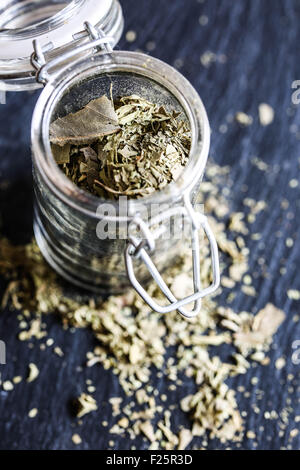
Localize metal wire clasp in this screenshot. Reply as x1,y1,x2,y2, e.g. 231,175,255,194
124,193,220,318
30,22,114,85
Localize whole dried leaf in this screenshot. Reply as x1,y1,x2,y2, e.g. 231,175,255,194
50,96,120,146
234,303,285,347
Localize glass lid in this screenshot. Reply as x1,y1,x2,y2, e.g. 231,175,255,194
0,0,123,91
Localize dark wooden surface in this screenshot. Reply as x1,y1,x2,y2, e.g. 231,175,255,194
0,0,299,450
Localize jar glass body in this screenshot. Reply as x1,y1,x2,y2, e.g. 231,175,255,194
31,51,210,293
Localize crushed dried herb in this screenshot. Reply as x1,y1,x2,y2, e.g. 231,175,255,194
50,95,191,199
0,161,288,449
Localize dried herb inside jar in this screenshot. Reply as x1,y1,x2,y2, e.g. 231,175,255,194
50,94,191,199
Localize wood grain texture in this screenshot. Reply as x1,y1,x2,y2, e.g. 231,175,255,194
0,0,299,450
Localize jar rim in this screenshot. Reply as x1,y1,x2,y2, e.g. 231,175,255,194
31,50,210,220
0,0,84,37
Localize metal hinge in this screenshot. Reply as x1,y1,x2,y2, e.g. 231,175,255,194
30,21,114,85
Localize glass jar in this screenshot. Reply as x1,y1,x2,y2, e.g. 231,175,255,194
0,1,220,317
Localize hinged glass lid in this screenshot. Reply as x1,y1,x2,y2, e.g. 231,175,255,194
0,0,123,91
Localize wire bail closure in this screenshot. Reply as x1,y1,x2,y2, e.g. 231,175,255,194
31,22,114,85
125,193,220,318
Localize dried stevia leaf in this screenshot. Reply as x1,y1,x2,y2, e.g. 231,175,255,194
177,429,193,450
139,421,156,443
49,96,120,146
234,303,285,349
27,363,39,383
80,147,99,188
51,143,71,164
75,393,98,418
